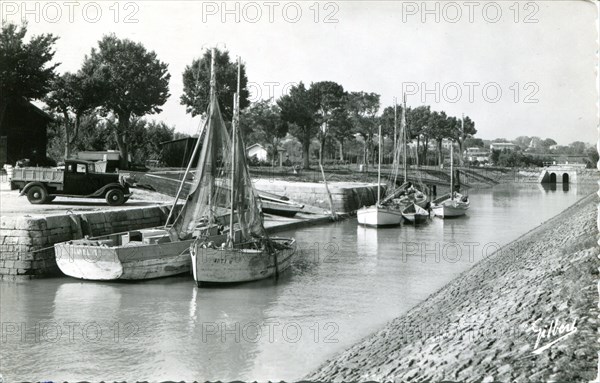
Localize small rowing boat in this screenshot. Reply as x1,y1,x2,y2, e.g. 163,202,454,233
402,203,429,224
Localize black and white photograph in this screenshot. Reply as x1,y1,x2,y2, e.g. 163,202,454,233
0,1,598,381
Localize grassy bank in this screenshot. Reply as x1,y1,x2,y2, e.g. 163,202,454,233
307,192,598,382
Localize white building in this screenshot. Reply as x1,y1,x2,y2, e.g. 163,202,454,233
490,142,517,152
246,143,268,161
246,143,288,165
464,147,489,162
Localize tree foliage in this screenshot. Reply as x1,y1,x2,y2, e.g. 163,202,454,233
277,82,318,169
240,100,289,160
0,23,59,102
347,91,380,166
181,48,249,121
81,34,171,168
309,81,346,161
44,71,106,158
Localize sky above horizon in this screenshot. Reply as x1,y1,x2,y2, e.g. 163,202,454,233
3,0,598,145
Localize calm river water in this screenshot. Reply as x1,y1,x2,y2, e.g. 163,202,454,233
0,183,594,381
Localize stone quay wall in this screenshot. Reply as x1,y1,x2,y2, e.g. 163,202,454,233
0,205,174,280
252,180,383,213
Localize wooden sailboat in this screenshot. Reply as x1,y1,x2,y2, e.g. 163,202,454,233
190,56,296,285
54,51,229,281
431,120,469,218
378,95,428,210
357,123,403,226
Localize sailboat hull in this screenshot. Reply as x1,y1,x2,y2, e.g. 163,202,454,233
191,238,296,284
357,206,403,226
432,200,469,218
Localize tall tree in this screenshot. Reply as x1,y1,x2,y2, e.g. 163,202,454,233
513,136,531,150
463,137,485,148
347,91,380,169
541,138,557,151
44,71,105,159
82,34,171,169
0,23,59,127
181,48,249,121
329,107,354,161
428,111,452,168
453,115,476,165
277,82,318,169
308,81,346,162
406,105,431,165
240,100,289,162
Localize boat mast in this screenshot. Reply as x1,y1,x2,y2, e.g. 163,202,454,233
450,138,454,200
228,57,241,247
377,123,382,205
402,93,408,184
393,97,398,187
208,48,216,223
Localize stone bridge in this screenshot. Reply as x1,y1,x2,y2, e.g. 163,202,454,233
538,165,582,184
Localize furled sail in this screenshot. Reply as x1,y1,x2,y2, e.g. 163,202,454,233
172,95,233,239
171,80,265,242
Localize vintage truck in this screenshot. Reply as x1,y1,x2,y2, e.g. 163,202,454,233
10,159,131,205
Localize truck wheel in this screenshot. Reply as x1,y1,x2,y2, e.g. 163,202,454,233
27,186,48,204
106,188,125,206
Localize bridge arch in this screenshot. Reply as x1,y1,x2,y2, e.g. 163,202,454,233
562,173,569,183
549,173,556,183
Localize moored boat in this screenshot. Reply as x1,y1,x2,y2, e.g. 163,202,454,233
192,237,296,283
55,226,222,280
431,122,471,219
53,54,231,281
402,202,430,224
431,193,469,218
378,95,429,213
190,53,296,286
357,205,403,226
357,113,402,227
260,193,304,217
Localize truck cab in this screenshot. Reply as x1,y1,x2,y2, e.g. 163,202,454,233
10,159,131,205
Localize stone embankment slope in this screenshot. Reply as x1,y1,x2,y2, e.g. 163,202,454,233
307,193,598,382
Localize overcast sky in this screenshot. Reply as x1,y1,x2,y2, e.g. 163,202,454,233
5,0,598,144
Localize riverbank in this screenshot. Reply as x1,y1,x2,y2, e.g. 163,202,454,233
307,192,598,382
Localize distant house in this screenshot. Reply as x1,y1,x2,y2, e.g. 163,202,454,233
0,98,53,166
490,142,517,152
247,143,268,162
246,143,287,165
464,147,489,162
159,137,199,168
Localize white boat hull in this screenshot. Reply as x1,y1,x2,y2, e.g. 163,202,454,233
54,227,226,280
357,206,403,226
55,238,196,280
432,201,469,218
191,237,296,284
